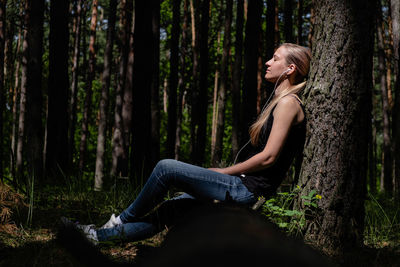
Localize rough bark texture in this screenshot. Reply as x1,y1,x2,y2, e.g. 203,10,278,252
69,0,83,167
175,0,190,160
166,0,181,159
94,0,117,191
376,2,392,195
25,0,45,181
46,0,70,177
390,0,400,199
191,0,210,165
241,0,262,144
212,0,232,166
79,0,98,172
297,0,375,257
110,0,132,178
231,0,244,161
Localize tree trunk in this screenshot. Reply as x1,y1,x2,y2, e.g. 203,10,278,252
10,28,22,184
297,0,376,257
25,0,45,181
241,0,262,144
110,0,132,178
390,0,400,199
131,0,156,182
94,0,117,191
175,0,190,160
166,0,181,158
16,1,30,182
211,32,221,163
46,0,70,178
212,0,232,166
0,0,5,182
284,0,293,43
79,0,98,172
189,0,200,163
150,1,160,167
231,0,244,161
376,1,392,195
69,0,83,167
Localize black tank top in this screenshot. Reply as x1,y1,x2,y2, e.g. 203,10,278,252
239,96,306,197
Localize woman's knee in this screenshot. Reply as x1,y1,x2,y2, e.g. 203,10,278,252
153,159,178,175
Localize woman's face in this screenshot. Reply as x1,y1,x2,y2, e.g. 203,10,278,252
264,46,290,83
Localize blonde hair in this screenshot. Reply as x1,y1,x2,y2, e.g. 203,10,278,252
249,43,311,145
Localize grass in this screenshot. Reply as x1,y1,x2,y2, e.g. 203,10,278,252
1,179,400,266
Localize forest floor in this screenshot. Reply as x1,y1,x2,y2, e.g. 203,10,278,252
1,183,400,266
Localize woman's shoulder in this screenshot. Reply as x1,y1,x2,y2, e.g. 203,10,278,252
276,94,303,109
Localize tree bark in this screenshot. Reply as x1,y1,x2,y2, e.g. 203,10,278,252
212,0,232,166
175,0,190,160
94,0,117,191
110,0,133,178
390,0,400,199
231,0,244,161
284,0,293,43
10,28,22,184
150,1,160,167
131,0,156,182
166,0,181,158
25,0,45,181
46,0,70,178
79,0,98,172
376,1,392,195
241,0,262,145
297,0,376,256
69,0,83,167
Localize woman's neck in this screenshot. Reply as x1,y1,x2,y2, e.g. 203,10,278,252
275,79,292,95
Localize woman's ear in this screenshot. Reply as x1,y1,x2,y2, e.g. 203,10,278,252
287,64,296,75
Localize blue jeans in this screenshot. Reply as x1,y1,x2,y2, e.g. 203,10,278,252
96,159,256,242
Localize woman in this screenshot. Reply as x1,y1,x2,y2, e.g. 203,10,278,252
65,43,311,243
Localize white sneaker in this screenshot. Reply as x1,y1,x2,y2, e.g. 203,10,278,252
76,223,98,244
101,213,122,229
60,217,98,245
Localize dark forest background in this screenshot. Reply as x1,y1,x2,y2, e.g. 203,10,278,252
0,0,400,264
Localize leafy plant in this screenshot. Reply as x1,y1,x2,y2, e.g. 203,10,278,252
261,186,321,236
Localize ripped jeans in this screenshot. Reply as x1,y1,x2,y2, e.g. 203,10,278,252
96,159,256,242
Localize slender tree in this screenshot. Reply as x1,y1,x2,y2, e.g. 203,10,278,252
212,0,232,166
241,0,263,145
46,0,70,178
391,0,400,199
376,1,392,195
131,0,156,181
110,0,133,178
175,0,190,159
297,0,376,256
69,0,83,167
79,0,98,171
25,0,45,181
231,0,244,160
150,0,160,167
166,0,181,158
94,0,117,191
284,0,293,43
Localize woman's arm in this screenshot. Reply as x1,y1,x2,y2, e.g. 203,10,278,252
210,96,303,175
